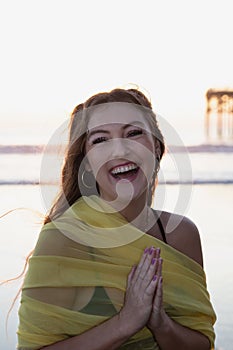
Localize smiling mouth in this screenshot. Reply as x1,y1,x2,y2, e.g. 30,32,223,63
110,163,139,179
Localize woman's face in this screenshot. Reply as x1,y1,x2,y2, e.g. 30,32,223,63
84,102,160,204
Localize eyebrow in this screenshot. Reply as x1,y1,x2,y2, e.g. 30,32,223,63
87,121,145,140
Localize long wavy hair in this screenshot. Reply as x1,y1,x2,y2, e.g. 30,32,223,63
44,88,165,224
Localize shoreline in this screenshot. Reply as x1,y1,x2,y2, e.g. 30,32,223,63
1,143,233,154
1,180,233,185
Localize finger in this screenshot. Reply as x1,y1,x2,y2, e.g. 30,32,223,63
136,247,157,282
156,257,163,277
152,276,163,311
127,265,137,285
145,273,159,297
150,249,161,275
142,255,160,289
132,246,154,282
154,247,161,260
132,248,148,276
153,256,163,277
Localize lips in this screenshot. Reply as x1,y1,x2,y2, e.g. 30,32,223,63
109,162,139,179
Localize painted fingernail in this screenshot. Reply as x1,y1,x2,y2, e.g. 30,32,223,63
144,247,149,254
156,247,161,254
149,246,154,255
153,275,157,281
151,258,156,265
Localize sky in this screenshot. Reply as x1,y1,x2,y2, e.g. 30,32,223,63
0,0,233,145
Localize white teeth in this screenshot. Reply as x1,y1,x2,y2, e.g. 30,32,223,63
111,163,138,175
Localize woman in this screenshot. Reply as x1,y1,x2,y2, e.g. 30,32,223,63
17,88,216,349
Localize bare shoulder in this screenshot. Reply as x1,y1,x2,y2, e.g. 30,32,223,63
159,211,204,267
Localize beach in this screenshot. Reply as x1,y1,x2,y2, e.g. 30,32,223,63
1,0,233,347
0,150,233,349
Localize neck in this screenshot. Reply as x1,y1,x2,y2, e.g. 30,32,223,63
103,191,153,231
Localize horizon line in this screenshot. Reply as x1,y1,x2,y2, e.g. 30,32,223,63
1,143,233,154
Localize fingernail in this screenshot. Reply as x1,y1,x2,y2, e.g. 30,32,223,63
153,275,157,281
144,247,149,254
151,258,156,265
149,246,154,255
156,247,161,254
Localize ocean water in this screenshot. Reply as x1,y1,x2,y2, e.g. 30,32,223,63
1,151,233,185
0,151,233,349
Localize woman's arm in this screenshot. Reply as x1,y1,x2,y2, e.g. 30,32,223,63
39,247,158,350
148,278,211,350
147,221,211,350
40,311,135,350
155,312,210,350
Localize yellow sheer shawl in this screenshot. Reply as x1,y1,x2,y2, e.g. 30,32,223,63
17,195,216,349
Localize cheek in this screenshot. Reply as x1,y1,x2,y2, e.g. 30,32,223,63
85,148,109,177
137,140,156,176
137,138,155,159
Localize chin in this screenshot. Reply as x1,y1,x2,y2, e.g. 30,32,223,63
102,188,147,206
98,174,148,202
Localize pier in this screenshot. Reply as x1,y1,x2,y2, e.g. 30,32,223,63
205,89,233,141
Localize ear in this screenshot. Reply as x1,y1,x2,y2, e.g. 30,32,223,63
155,139,161,160
85,161,92,172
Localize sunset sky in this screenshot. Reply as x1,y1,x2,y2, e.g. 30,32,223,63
0,0,232,144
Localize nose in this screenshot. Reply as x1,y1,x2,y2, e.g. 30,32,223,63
110,138,130,158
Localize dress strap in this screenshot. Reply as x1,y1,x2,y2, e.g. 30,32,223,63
152,210,168,244
157,217,168,244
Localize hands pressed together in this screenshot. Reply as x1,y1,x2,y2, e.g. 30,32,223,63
120,247,165,333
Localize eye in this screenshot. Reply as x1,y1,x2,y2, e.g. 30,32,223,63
92,136,108,145
127,129,143,137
